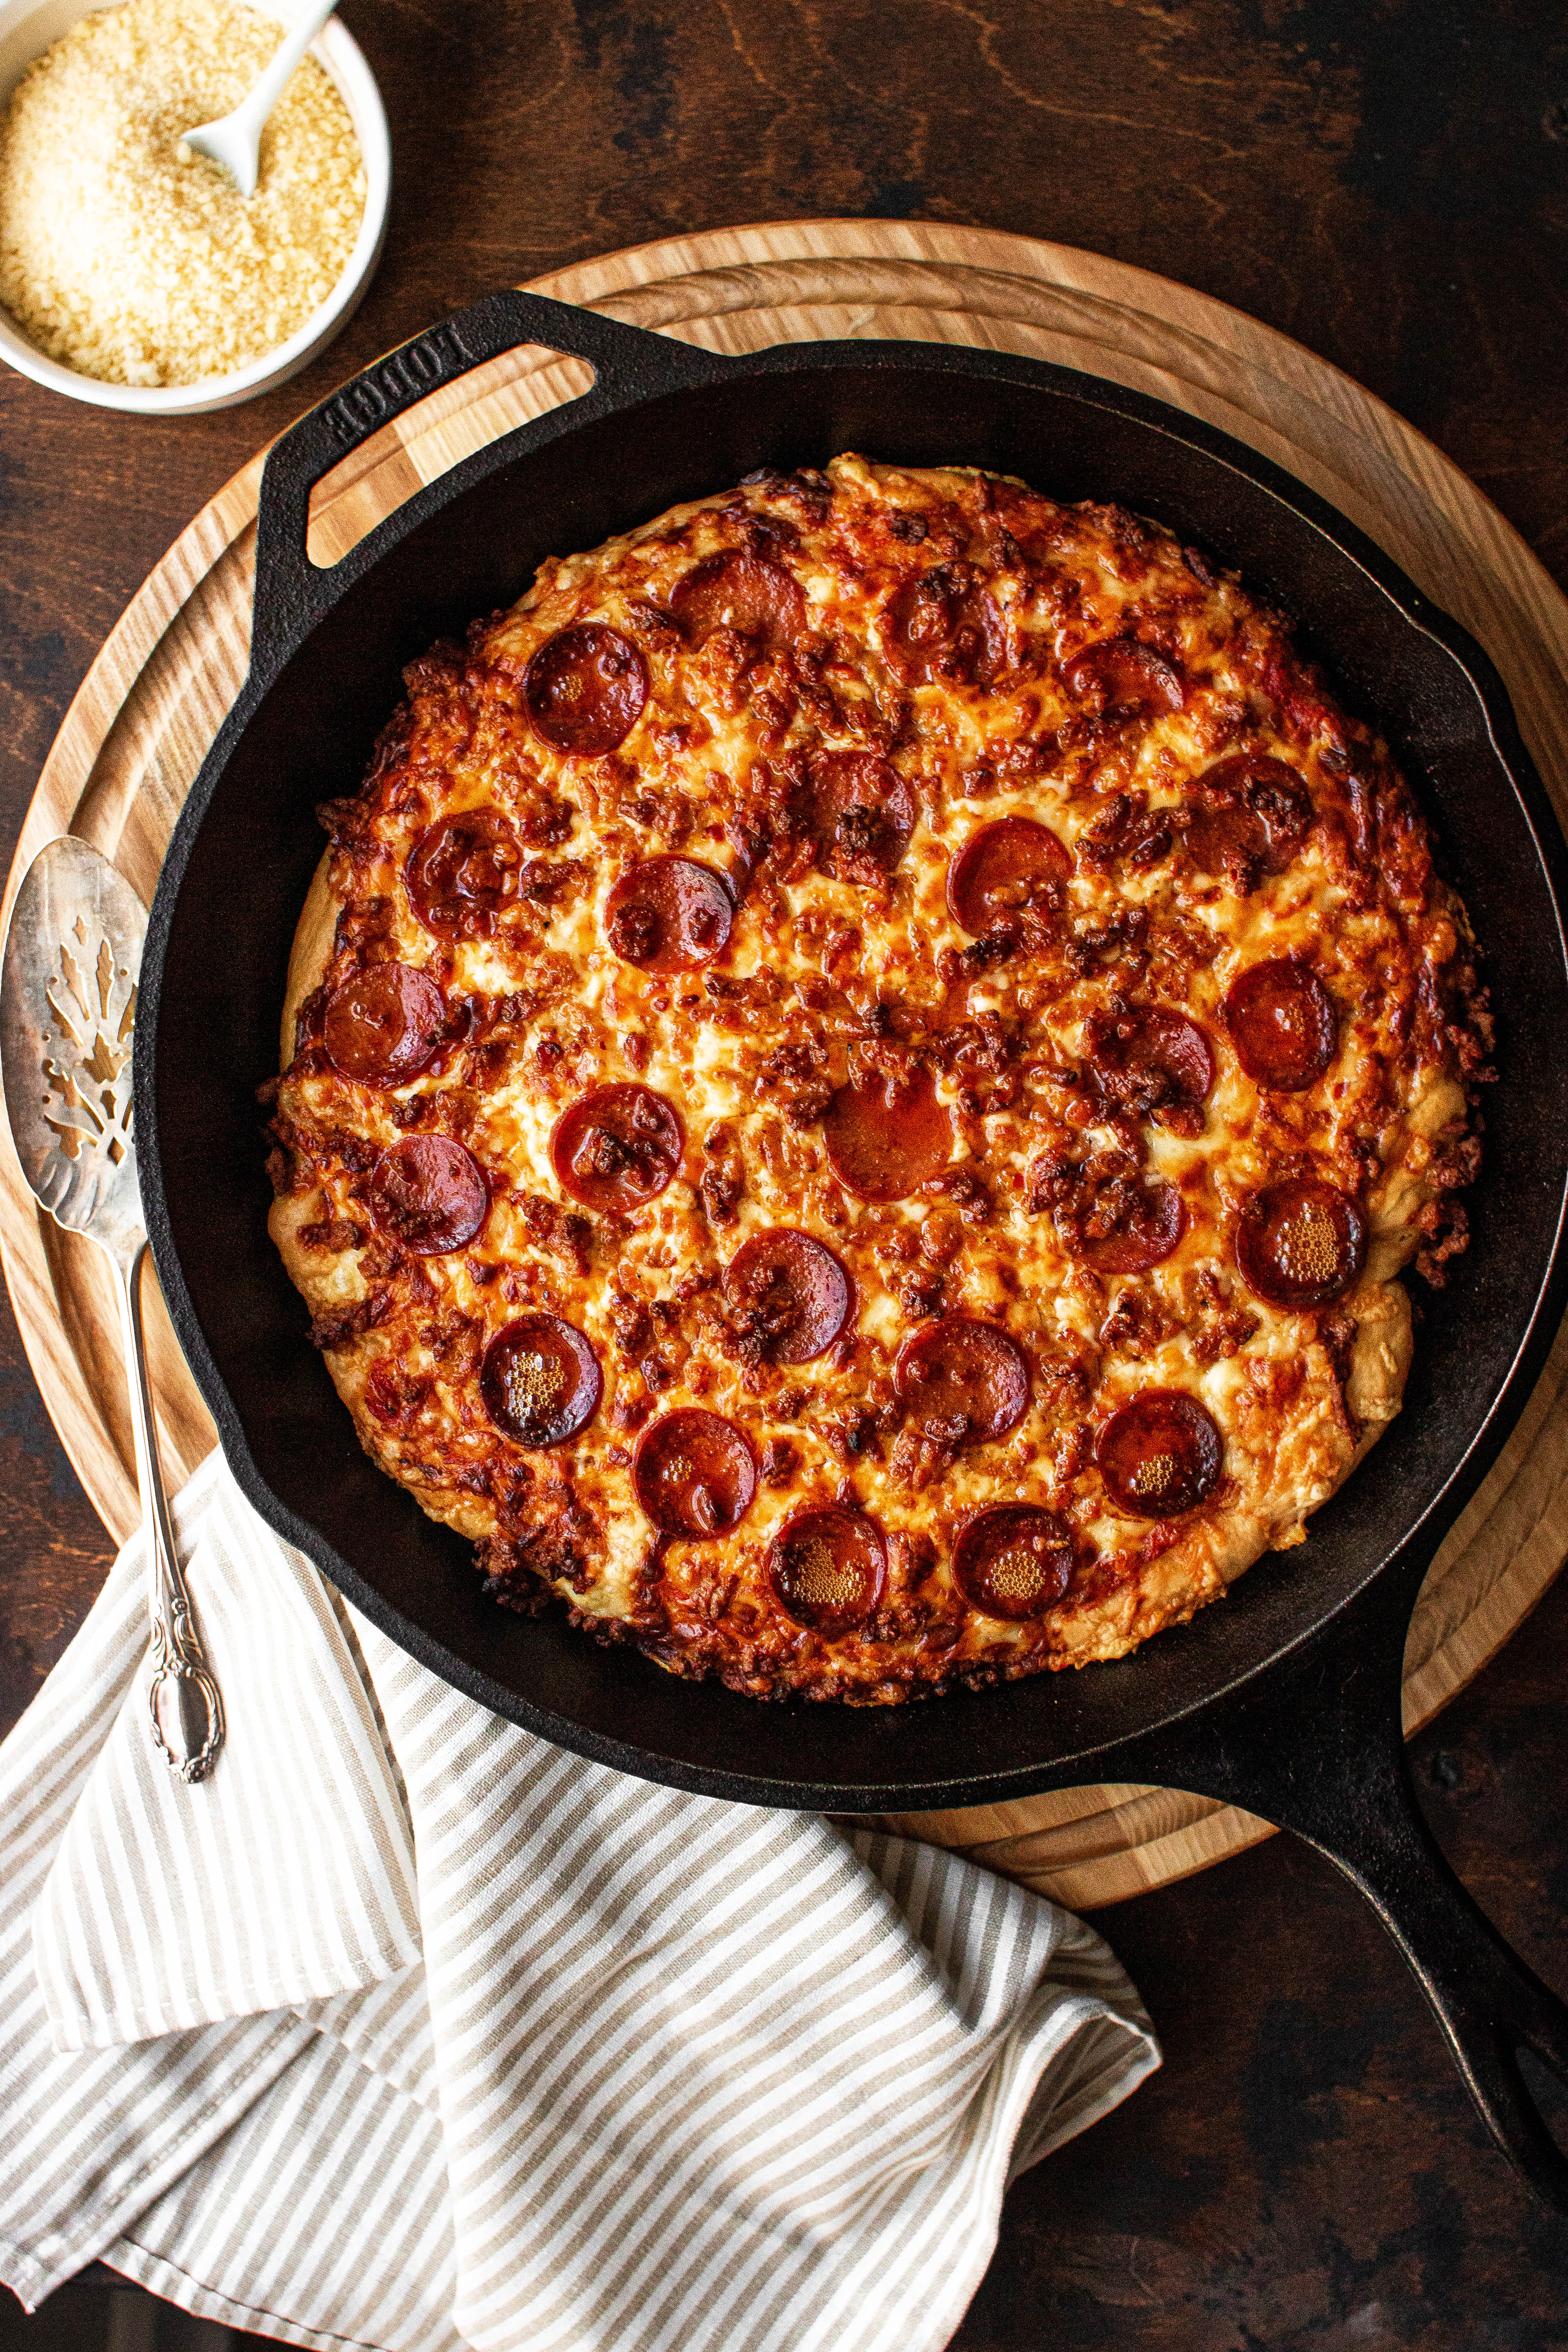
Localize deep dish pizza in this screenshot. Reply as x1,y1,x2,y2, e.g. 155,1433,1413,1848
264,455,1490,1704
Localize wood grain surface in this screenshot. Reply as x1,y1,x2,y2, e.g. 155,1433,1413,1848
2,4,1567,2346
7,216,1568,1915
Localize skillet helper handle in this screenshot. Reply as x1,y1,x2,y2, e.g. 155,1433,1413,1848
250,289,728,680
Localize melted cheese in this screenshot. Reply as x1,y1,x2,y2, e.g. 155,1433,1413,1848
267,457,1484,1703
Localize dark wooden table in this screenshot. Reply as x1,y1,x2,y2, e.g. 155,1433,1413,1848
3,2,1568,2344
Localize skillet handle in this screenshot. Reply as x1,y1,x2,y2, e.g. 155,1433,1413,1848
1143,1594,1568,2212
1283,1735,1568,2210
249,289,729,683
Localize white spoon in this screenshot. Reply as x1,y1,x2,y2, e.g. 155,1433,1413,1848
181,0,339,199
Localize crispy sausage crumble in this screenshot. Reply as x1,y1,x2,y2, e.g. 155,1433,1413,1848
267,458,1490,1703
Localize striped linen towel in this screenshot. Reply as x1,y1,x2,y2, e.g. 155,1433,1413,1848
0,1453,1158,2352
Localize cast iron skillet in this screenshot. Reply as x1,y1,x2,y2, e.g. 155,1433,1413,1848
138,290,1568,2205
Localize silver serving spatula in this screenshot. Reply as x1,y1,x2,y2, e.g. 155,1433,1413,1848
0,838,223,1781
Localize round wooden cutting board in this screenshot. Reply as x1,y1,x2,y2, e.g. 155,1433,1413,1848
6,219,1568,1909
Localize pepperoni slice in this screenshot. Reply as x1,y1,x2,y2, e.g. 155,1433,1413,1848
322,962,444,1085
946,816,1070,935
604,857,733,973
1235,1178,1367,1310
952,1505,1074,1621
1182,799,1270,882
768,1506,886,1633
405,809,522,939
524,624,649,757
895,1316,1031,1445
1184,753,1313,886
1085,1005,1216,1132
670,550,804,651
480,1316,602,1448
884,565,1005,687
1071,1179,1187,1276
795,751,918,878
633,1408,757,1538
724,1229,853,1365
821,1068,954,1203
1064,637,1185,718
1225,960,1337,1091
1096,1390,1223,1518
550,1083,683,1213
368,1135,489,1256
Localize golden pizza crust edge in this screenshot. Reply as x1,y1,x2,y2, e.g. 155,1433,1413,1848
264,453,1486,1702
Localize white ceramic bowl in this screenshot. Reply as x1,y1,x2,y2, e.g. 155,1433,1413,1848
0,0,390,413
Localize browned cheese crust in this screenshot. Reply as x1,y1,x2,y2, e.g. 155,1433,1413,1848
264,457,1491,1704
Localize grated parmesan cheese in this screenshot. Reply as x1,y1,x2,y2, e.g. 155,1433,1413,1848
0,0,365,387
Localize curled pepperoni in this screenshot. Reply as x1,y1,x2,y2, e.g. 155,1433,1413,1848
634,1408,757,1538
670,550,804,651
1225,960,1337,1091
1184,753,1312,886
1235,1179,1367,1310
604,857,733,973
480,1316,602,1448
368,1135,489,1256
952,1505,1074,1621
1071,1179,1187,1276
894,1316,1030,1445
1064,637,1185,718
1085,1005,1216,1133
947,817,1070,935
405,809,522,940
769,1506,886,1633
524,624,649,757
1096,1390,1223,1518
724,1229,853,1365
1182,800,1270,883
323,962,444,1085
550,1083,682,1213
822,1068,954,1203
884,565,1005,687
794,751,918,878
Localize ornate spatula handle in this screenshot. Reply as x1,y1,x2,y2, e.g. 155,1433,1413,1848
114,1237,224,1782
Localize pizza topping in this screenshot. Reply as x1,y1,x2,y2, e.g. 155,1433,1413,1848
368,1136,490,1256
1064,637,1185,719
1183,752,1312,886
724,1229,853,1364
1225,958,1337,1091
524,624,649,756
406,809,522,939
796,750,918,878
671,549,804,651
551,1083,683,1212
894,1315,1030,1444
952,1504,1074,1620
1236,1178,1367,1310
1096,1389,1223,1517
768,1506,886,1632
1071,1178,1187,1275
480,1315,603,1448
605,857,734,972
947,816,1070,935
634,1407,758,1536
1085,1005,1216,1132
821,1068,955,1201
322,962,444,1084
273,456,1488,1702
884,564,1005,686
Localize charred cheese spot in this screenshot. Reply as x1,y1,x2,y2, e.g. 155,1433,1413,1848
268,456,1488,1702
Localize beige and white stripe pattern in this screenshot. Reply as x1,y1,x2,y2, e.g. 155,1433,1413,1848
0,1457,1157,2351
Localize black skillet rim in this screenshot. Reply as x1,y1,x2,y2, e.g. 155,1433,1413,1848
136,313,1568,1812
